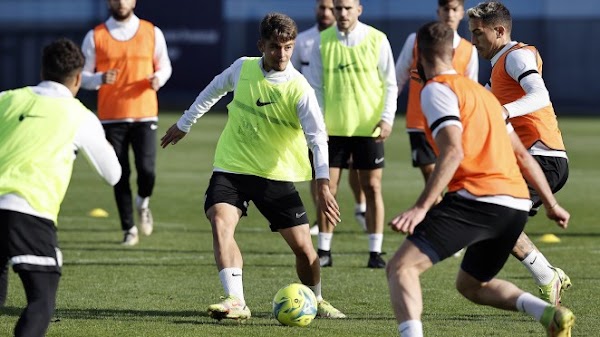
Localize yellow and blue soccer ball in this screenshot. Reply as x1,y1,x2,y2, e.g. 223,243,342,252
272,283,317,327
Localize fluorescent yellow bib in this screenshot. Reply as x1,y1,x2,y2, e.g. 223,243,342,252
321,26,385,136
214,58,312,182
0,87,87,223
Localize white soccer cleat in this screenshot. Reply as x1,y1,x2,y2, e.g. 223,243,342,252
138,207,153,236
207,295,251,321
121,231,139,246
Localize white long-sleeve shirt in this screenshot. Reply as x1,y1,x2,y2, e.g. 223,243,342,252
81,15,172,91
489,41,550,118
305,21,398,126
0,81,122,220
178,57,330,180
395,31,479,94
291,25,320,75
488,41,566,159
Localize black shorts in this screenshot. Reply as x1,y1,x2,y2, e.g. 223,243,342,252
329,136,384,170
528,156,569,216
407,193,528,282
408,131,436,167
0,209,62,274
204,172,309,232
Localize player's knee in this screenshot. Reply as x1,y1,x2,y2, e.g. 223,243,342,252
455,277,481,302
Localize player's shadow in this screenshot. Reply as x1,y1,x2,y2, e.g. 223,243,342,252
0,307,281,327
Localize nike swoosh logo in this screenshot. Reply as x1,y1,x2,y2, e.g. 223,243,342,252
232,273,242,277
374,157,384,164
18,114,45,122
295,212,306,218
256,98,275,107
529,256,537,265
338,62,354,70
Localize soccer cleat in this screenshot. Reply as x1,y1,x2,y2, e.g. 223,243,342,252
318,249,332,267
317,300,347,319
138,207,153,236
354,211,367,232
121,231,139,246
309,222,319,236
207,295,251,321
540,306,575,337
539,267,572,306
367,252,386,268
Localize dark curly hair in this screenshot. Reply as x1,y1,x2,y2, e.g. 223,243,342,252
259,12,298,43
41,38,84,84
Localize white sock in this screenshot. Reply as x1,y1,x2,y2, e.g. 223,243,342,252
398,320,423,337
368,233,383,253
136,195,150,209
125,226,138,235
516,292,550,321
218,268,245,305
355,203,366,213
318,232,333,251
521,250,555,286
308,281,323,302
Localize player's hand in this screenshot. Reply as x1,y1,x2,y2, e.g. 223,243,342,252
160,124,187,148
316,179,341,226
102,69,118,85
544,203,570,229
148,74,160,91
388,206,427,235
374,120,392,142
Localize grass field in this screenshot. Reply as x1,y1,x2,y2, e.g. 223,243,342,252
1,113,598,337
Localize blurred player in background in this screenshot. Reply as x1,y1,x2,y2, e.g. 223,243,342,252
395,0,477,206
386,22,574,337
306,0,398,268
0,38,121,337
292,0,367,237
81,0,172,246
468,1,571,306
161,12,346,320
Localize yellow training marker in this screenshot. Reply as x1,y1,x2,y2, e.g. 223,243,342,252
539,233,561,243
88,208,109,218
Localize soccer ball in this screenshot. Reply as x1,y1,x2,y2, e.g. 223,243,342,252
272,283,317,327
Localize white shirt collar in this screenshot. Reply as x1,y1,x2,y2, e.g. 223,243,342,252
33,81,73,97
491,41,518,66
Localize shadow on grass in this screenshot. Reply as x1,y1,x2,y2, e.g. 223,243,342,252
1,306,281,327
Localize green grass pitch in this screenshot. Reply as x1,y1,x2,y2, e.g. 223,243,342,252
1,113,598,336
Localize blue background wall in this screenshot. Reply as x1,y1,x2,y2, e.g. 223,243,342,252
1,0,599,114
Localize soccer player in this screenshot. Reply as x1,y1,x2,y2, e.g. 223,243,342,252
0,38,121,337
160,12,346,320
81,0,172,246
306,0,398,268
395,0,478,202
291,0,367,236
386,22,574,337
467,1,571,305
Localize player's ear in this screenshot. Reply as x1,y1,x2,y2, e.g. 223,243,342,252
257,39,264,54
495,26,505,38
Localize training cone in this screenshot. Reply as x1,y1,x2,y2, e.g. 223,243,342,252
539,233,561,243
88,208,109,218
